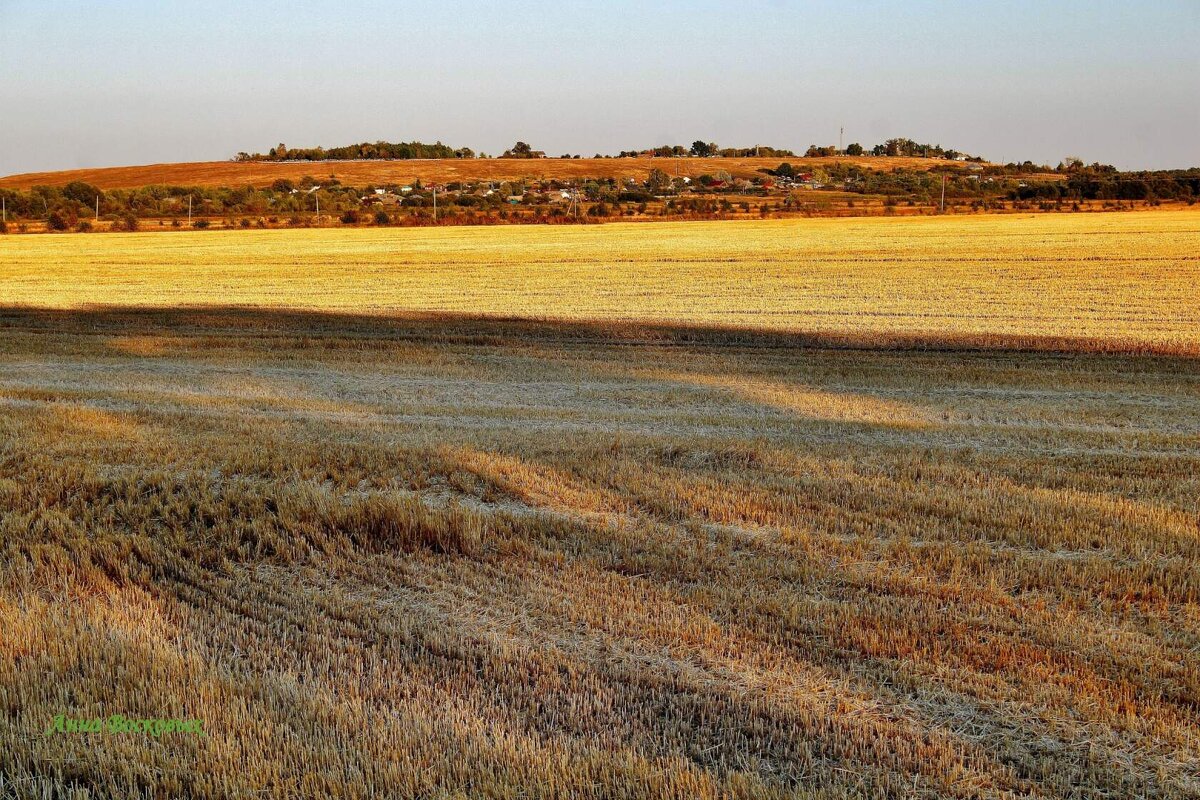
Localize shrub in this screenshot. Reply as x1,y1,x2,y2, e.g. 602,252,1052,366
192,219,210,229
47,211,69,231
374,210,391,225
120,214,139,232
340,209,360,224
75,220,93,233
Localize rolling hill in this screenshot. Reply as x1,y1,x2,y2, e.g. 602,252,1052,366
0,155,967,190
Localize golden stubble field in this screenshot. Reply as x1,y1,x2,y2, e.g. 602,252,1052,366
2,211,1199,351
1,210,1199,798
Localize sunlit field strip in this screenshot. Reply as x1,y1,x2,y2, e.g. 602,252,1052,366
2,211,1198,351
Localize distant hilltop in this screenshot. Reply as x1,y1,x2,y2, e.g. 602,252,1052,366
0,154,965,191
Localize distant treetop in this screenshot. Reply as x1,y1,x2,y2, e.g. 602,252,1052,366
233,137,987,163
236,141,472,162
500,142,546,159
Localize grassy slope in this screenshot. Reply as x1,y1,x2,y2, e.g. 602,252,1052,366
0,155,952,190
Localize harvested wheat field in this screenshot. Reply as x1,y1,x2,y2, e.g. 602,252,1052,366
2,212,1199,350
1,211,1199,799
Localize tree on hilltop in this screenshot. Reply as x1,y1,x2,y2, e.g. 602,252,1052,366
502,142,544,159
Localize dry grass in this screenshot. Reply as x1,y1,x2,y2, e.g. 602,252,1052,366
1,212,1199,798
0,155,952,190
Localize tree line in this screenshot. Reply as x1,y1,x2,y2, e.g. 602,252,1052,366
230,137,991,162
798,138,982,160
236,141,472,162
3,165,1194,233
1010,168,1200,202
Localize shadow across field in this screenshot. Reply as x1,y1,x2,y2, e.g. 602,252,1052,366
2,303,1199,357
2,304,1200,799
4,305,1197,455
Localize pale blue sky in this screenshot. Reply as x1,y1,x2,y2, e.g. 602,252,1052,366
1,0,1196,175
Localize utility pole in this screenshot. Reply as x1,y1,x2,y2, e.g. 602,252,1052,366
187,196,192,225
839,126,844,153
315,193,319,222
432,186,437,222
3,196,6,224
940,173,946,213
95,195,100,220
